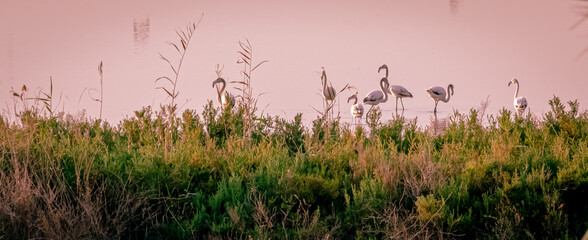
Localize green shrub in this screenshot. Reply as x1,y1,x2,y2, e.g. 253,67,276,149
274,113,306,155
2,95,588,239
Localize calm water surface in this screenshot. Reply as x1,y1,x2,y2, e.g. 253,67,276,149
0,1,586,124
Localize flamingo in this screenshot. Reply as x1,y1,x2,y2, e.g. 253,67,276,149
379,64,413,111
321,68,336,101
348,93,364,125
508,78,527,113
363,77,390,112
212,77,235,108
321,68,337,118
425,84,454,113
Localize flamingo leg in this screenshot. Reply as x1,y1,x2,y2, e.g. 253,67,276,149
434,101,438,113
395,98,399,111
326,100,332,121
330,100,334,120
331,100,335,120
400,98,405,110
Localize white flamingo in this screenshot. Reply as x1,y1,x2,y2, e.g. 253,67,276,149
212,77,235,108
508,78,528,113
379,64,413,111
425,84,454,113
347,93,364,125
363,77,390,120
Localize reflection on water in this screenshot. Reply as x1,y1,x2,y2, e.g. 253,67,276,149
133,17,150,53
341,106,451,136
449,0,462,15
427,112,449,136
292,105,462,134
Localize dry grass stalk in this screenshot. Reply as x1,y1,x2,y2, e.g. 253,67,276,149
89,62,104,119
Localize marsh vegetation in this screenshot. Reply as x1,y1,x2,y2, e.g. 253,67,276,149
1,20,587,239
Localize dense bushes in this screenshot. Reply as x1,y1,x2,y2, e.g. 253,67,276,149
1,96,587,239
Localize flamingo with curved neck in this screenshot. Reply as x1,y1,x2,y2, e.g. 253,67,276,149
379,64,413,111
363,77,389,106
425,84,454,113
508,78,528,113
321,69,336,101
348,93,364,125
212,77,234,108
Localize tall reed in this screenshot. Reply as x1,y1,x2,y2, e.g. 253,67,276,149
155,16,203,158
234,38,268,146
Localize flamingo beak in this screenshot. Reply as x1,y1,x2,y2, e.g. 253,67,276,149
508,81,512,87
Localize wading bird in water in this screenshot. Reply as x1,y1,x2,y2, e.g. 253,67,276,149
363,75,390,120
379,64,413,111
348,92,364,125
212,77,234,108
508,78,527,113
426,84,454,113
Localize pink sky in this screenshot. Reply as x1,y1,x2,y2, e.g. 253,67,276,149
1,0,587,124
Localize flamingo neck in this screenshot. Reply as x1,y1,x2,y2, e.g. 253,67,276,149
348,95,358,105
322,74,329,96
380,79,388,102
220,81,226,94
442,85,452,103
379,65,389,79
513,82,519,99
218,81,226,103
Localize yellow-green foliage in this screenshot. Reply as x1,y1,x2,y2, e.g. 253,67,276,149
0,96,587,239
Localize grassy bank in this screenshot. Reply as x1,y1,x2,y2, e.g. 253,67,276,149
0,96,587,239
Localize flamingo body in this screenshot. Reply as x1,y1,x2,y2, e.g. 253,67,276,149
363,77,390,105
348,94,364,125
220,92,235,108
426,86,447,101
426,84,454,113
378,64,412,111
323,86,336,101
389,85,413,111
514,97,527,112
321,68,337,101
363,90,386,106
508,78,527,113
352,104,364,118
320,68,338,119
389,85,413,98
212,77,234,108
